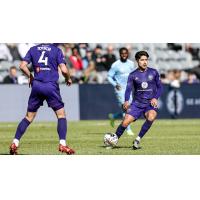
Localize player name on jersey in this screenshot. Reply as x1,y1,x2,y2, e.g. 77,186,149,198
37,46,51,51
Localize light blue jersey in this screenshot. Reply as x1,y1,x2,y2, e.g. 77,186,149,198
108,59,135,104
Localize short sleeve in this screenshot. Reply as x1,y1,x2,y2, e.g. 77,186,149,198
57,49,66,65
23,49,32,64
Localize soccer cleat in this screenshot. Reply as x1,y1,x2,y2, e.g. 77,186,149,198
126,129,134,136
133,139,141,150
59,144,75,155
10,143,18,155
108,113,115,127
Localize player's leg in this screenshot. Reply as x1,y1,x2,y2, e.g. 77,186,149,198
125,113,134,136
115,114,135,139
54,108,75,155
108,112,123,128
46,83,75,154
133,109,157,150
55,107,67,146
108,91,124,128
124,94,134,136
10,112,37,155
115,102,141,139
10,82,43,155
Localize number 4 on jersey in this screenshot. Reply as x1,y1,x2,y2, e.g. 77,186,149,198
38,51,48,66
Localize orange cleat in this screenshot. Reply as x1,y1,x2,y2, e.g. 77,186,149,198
59,144,75,155
10,143,18,155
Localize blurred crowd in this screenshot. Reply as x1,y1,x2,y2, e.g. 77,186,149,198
0,43,200,86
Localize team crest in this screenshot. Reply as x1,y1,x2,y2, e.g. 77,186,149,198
148,74,153,80
141,82,148,89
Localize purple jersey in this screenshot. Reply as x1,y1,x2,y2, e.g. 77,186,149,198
125,67,162,108
23,44,66,82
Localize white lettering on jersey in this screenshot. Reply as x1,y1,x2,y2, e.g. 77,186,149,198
38,51,48,66
37,47,51,51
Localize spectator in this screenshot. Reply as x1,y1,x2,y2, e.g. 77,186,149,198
92,45,108,83
184,72,200,84
69,47,83,83
7,43,22,61
170,69,181,88
17,43,35,58
102,45,116,71
167,43,182,51
0,43,13,62
69,47,83,71
59,43,72,58
3,66,18,84
78,43,89,58
160,73,170,84
185,43,200,60
82,49,93,69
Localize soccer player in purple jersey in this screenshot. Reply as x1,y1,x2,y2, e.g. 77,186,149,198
114,51,162,149
9,43,75,155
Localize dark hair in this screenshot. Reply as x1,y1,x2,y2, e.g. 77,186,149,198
135,51,149,60
10,66,17,71
119,47,128,54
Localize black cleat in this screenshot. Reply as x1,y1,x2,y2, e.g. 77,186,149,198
132,139,141,150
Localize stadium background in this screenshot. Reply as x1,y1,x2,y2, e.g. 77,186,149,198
0,43,200,121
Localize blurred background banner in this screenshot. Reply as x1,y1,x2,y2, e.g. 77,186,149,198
0,85,80,122
0,43,200,121
79,84,200,120
0,84,200,121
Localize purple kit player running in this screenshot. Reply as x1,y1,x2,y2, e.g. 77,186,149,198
10,43,75,155
114,51,162,149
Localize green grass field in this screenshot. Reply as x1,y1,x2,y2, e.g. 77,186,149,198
0,119,200,155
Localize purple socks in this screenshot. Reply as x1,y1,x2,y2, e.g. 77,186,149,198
14,118,31,140
115,124,127,138
57,118,67,140
138,120,153,138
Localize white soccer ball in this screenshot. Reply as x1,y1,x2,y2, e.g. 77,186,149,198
104,133,118,147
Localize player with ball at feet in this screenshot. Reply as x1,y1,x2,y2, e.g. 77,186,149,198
105,51,162,149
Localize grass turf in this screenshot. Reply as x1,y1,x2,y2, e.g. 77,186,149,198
0,119,200,155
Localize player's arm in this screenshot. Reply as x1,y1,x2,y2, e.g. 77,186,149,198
150,71,163,107
59,63,72,86
19,61,34,87
21,49,34,87
57,49,72,86
123,73,133,110
107,64,121,90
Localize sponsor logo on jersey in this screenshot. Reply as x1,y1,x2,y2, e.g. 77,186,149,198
141,82,148,89
36,66,51,72
40,67,51,71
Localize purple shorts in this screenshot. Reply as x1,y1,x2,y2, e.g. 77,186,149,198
126,102,158,120
27,80,64,112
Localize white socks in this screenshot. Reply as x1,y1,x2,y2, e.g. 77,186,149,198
13,139,19,147
13,139,66,147
136,136,141,141
60,139,66,146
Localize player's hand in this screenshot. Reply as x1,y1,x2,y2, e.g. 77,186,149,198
123,101,130,111
66,78,72,86
150,98,158,108
115,84,122,91
28,74,34,88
